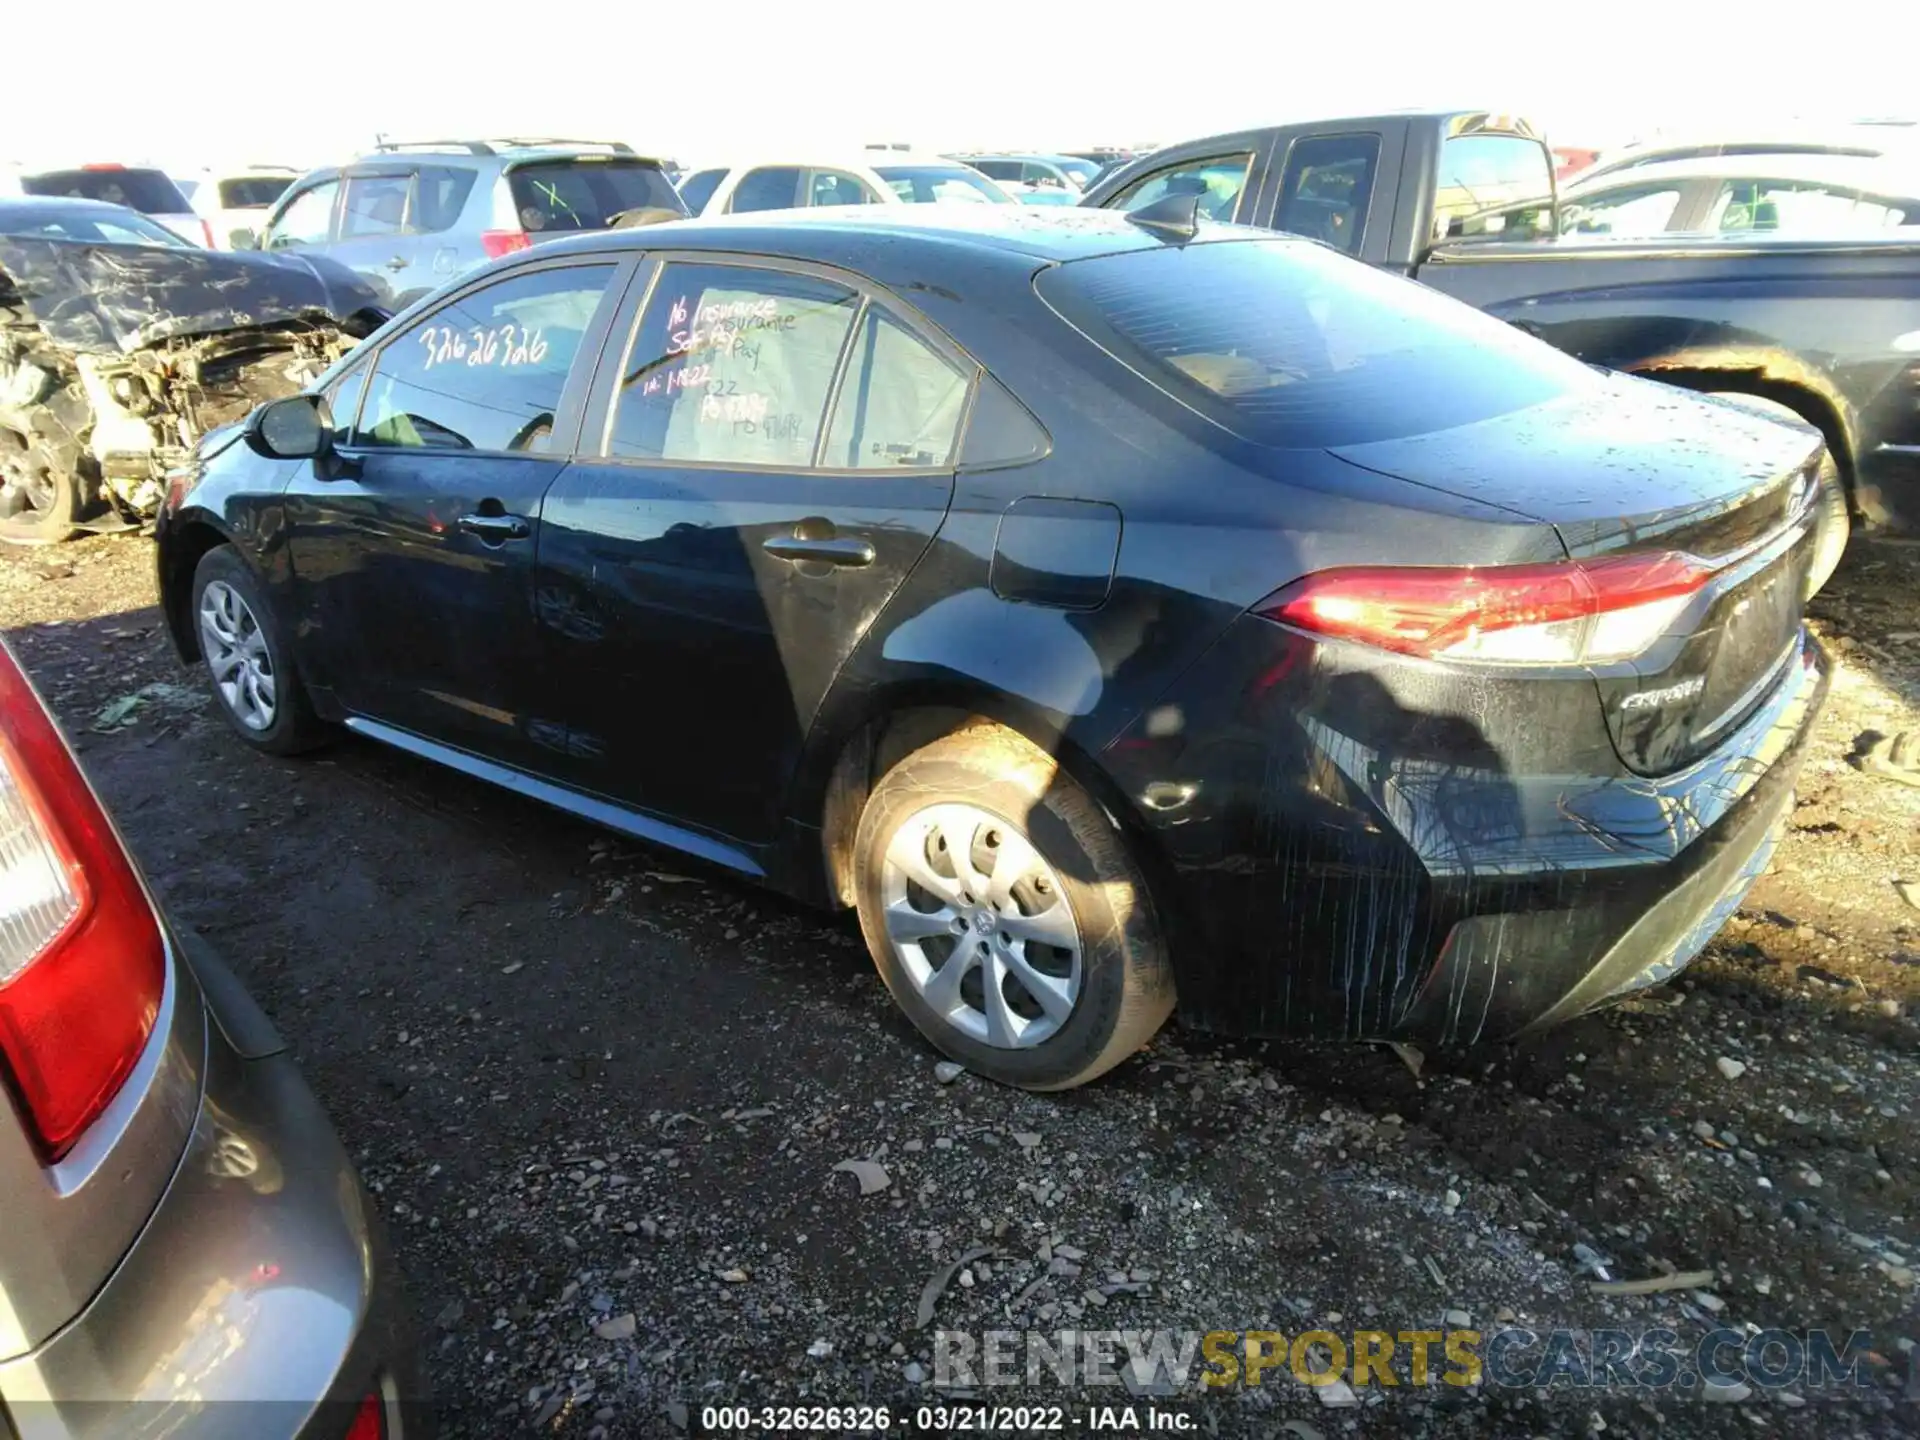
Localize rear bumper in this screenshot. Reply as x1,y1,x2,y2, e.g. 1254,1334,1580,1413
0,938,418,1440
1102,622,1829,1045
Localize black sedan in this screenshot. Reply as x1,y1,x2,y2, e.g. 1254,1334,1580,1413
156,207,1829,1089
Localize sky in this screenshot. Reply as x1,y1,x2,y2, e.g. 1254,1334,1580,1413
10,0,1917,173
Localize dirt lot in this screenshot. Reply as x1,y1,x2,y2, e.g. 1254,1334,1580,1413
3,532,1917,1438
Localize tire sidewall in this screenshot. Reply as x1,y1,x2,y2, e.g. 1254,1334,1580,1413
190,546,312,753
854,752,1152,1090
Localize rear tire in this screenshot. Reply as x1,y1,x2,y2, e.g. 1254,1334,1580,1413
853,724,1174,1090
190,545,328,755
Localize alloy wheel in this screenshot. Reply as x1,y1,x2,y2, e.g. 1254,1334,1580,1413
879,802,1083,1048
198,580,278,731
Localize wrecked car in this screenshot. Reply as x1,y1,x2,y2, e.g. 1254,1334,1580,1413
0,197,386,543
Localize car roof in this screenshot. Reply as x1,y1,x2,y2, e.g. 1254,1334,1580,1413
538,202,1238,269
1567,151,1920,195
342,141,667,167
695,153,980,172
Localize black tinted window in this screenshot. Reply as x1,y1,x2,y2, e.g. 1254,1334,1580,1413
1275,134,1379,254
22,168,190,214
507,160,682,232
608,262,858,467
728,167,805,212
1106,154,1250,223
1435,135,1554,241
355,265,615,452
678,169,725,212
824,309,971,468
414,167,477,232
1037,239,1592,448
217,177,293,209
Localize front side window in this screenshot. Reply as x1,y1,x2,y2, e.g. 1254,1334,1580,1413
811,170,880,207
341,173,413,238
825,309,971,469
1037,238,1594,449
1275,135,1380,254
1434,135,1555,241
1105,153,1251,223
267,181,338,248
354,264,616,453
1560,184,1684,236
728,167,805,213
608,262,860,468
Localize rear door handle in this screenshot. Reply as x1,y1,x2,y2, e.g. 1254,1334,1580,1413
762,535,875,568
385,255,409,271
458,512,531,544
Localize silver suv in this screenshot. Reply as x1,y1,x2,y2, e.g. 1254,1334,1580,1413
243,138,686,306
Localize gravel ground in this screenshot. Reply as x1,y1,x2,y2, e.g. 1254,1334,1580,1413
2,533,1917,1438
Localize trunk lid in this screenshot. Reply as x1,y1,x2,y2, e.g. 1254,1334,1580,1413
1330,373,1823,775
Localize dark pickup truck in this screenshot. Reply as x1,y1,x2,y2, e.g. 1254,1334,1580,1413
1081,110,1920,530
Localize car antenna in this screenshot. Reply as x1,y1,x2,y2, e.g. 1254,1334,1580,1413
1125,192,1201,242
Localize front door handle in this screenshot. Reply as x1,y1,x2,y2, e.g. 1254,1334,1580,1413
762,534,875,568
458,511,531,544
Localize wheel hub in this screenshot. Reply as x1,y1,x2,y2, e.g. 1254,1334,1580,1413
198,580,278,732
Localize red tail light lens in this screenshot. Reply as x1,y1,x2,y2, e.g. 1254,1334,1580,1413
0,642,164,1160
344,1394,387,1440
199,218,216,249
1260,553,1714,666
480,229,532,259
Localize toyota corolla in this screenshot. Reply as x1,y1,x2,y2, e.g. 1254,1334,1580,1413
155,206,1829,1090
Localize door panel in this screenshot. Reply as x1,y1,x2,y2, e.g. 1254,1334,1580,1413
283,260,625,768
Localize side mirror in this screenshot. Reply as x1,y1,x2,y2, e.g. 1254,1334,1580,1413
229,227,260,250
246,394,333,460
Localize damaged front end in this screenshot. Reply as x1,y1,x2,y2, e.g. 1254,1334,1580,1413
0,238,385,542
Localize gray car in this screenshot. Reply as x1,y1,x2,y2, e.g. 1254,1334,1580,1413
243,138,686,306
0,635,415,1438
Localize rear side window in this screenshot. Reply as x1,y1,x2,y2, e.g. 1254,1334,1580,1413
811,170,880,207
341,173,411,237
678,169,726,212
22,168,190,214
825,310,970,468
1275,135,1379,254
1036,239,1593,449
355,264,616,452
217,176,293,209
414,167,477,232
728,167,805,213
1104,154,1250,223
608,262,859,467
508,160,682,233
1434,135,1555,241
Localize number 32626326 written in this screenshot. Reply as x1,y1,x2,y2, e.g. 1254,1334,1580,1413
416,324,549,370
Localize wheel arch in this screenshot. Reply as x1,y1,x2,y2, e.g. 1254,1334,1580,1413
159,513,240,662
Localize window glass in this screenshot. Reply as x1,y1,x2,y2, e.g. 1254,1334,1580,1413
972,159,1023,181
1036,238,1593,449
677,168,726,213
413,167,477,232
1056,157,1100,187
873,166,1013,205
217,176,293,209
608,263,859,468
0,203,187,246
811,170,879,207
325,366,368,447
341,173,411,238
267,181,338,248
1434,135,1554,241
1276,135,1379,254
354,264,615,453
825,309,970,468
1560,185,1684,236
1708,179,1913,233
728,167,805,213
1106,154,1250,223
507,160,682,232
21,168,191,213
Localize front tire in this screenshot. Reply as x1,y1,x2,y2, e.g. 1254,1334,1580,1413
190,545,327,755
853,725,1174,1090
0,431,85,546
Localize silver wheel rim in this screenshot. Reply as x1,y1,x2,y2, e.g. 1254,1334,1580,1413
198,580,277,731
880,802,1083,1049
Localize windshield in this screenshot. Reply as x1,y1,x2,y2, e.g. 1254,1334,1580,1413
874,166,1013,205
0,201,188,247
21,168,192,215
507,160,687,232
1036,238,1595,448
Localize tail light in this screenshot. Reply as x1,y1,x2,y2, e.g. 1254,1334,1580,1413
0,641,164,1160
1260,552,1714,666
344,1394,387,1440
199,218,216,248
480,229,532,259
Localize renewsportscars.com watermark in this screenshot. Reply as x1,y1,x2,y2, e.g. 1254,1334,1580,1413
934,1326,1901,1396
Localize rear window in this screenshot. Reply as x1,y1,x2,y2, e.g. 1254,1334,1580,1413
1035,239,1593,449
507,159,685,232
217,176,293,209
21,168,190,214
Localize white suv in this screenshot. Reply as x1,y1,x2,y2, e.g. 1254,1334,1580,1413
676,151,1015,216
